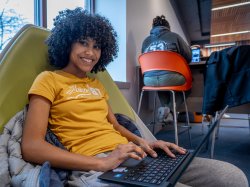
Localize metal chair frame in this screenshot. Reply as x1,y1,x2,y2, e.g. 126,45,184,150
137,51,193,146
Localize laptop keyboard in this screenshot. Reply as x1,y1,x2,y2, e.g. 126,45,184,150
123,150,189,185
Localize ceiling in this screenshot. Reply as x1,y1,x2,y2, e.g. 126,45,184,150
210,0,250,44
170,0,212,45
170,0,250,46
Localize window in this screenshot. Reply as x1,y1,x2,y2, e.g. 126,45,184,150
0,0,34,52
95,0,126,82
47,0,89,29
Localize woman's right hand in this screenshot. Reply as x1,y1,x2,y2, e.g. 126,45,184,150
99,142,147,171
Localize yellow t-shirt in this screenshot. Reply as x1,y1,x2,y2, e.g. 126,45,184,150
28,70,128,156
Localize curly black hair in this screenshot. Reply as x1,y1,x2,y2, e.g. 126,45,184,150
152,15,170,30
46,7,118,73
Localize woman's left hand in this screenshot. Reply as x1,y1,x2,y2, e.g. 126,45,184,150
138,139,186,158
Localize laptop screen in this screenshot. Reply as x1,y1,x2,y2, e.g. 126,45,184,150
191,48,200,62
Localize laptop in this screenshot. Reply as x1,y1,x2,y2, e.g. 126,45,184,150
99,106,229,187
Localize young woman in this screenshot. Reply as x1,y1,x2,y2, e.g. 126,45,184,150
21,8,248,187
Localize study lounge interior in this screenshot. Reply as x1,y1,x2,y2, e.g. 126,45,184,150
1,0,250,185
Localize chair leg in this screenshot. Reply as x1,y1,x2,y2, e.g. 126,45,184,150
210,126,216,159
201,116,205,135
215,120,220,139
152,91,157,134
137,90,144,115
248,114,250,134
138,90,157,134
205,120,212,150
182,91,192,148
170,90,178,145
210,111,219,158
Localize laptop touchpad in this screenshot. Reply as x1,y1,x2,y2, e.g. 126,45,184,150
119,158,142,167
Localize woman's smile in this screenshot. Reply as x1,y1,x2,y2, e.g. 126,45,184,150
79,56,94,64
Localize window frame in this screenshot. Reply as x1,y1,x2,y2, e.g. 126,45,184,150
34,0,92,28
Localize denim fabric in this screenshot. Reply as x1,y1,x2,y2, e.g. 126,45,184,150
39,161,64,187
45,128,66,150
143,72,185,87
143,72,186,109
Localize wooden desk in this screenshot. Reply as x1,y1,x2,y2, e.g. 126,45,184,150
189,61,206,70
180,62,205,112
189,61,206,66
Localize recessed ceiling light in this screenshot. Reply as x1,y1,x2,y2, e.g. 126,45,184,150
211,31,250,37
204,42,236,48
212,2,250,11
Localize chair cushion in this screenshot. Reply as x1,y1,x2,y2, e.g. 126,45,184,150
0,25,52,132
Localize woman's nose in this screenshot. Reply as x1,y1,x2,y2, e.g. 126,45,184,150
85,47,94,55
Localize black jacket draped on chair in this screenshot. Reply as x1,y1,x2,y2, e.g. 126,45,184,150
202,45,250,115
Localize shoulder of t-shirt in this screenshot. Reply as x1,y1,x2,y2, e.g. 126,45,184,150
37,70,55,78
33,71,58,86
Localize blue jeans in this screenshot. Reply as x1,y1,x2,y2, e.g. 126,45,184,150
143,72,189,110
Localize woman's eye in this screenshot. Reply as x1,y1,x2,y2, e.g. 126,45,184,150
79,40,88,46
94,45,101,50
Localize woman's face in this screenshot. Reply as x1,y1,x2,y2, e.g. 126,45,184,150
64,37,101,78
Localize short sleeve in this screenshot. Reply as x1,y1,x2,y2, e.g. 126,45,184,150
28,71,57,103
